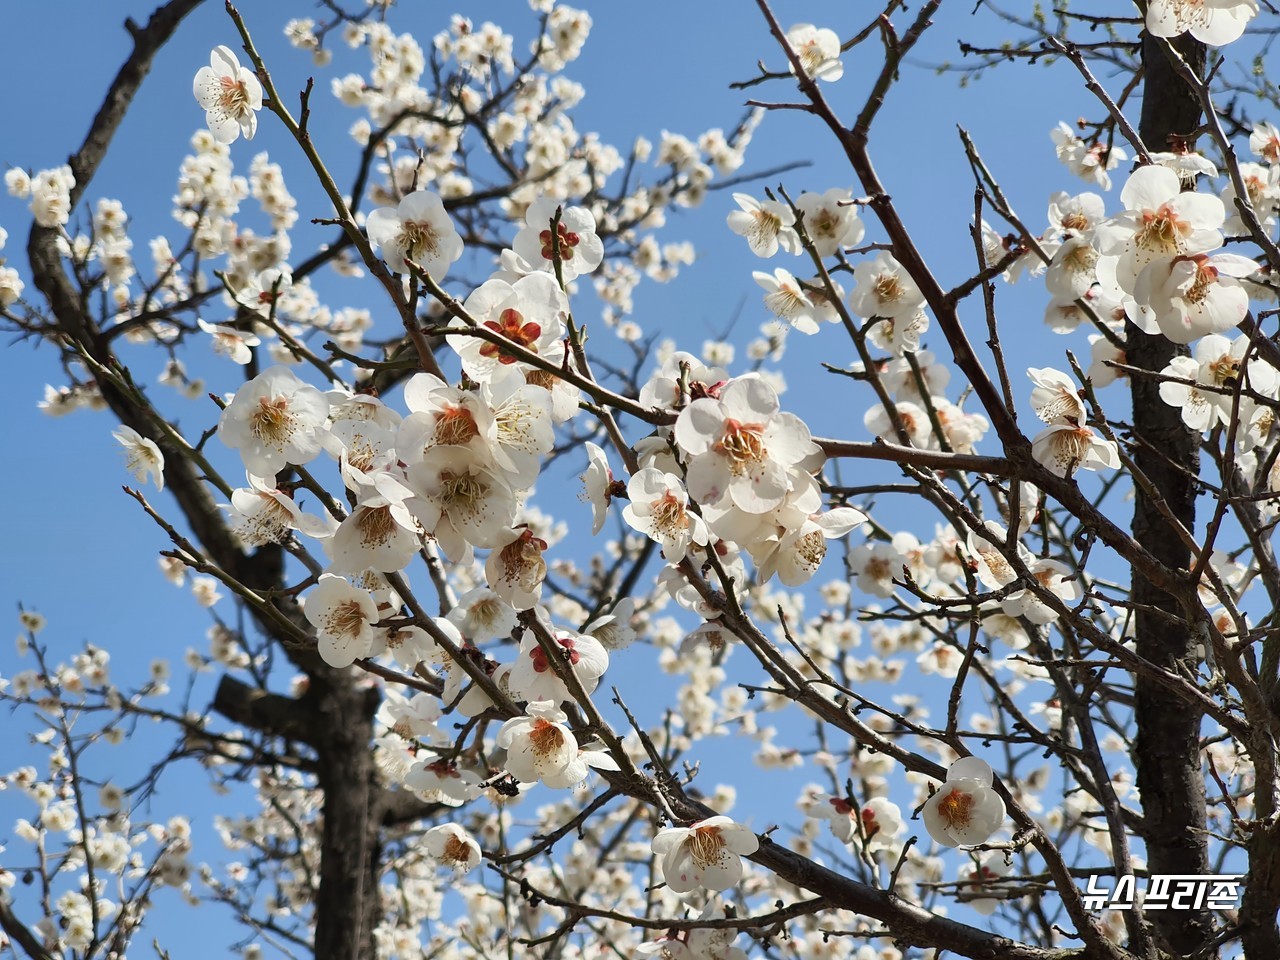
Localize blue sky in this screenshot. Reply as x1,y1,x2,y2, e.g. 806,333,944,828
0,0,1151,951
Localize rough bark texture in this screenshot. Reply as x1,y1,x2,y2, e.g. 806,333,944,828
1130,27,1213,958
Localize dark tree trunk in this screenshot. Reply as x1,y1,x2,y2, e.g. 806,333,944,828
312,681,382,960
1129,25,1213,958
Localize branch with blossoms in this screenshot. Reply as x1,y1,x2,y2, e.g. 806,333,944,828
7,0,1280,959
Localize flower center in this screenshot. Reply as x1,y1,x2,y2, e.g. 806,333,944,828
1208,353,1240,387
1060,212,1089,232
442,835,473,865
325,599,367,640
498,531,547,588
250,396,295,446
217,75,253,118
527,717,565,756
435,405,480,445
539,222,581,261
936,787,975,829
1182,255,1219,305
525,369,559,391
481,308,542,364
716,418,767,471
357,504,397,547
747,209,782,249
873,272,905,305
1135,205,1190,256
401,219,442,263
811,208,838,239
530,637,581,674
686,825,726,868
651,491,690,538
764,283,808,319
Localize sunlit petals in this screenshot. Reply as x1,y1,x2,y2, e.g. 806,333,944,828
652,816,758,894
921,757,1006,848
193,46,262,144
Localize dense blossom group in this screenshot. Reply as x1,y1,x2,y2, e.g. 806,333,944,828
2,0,1278,957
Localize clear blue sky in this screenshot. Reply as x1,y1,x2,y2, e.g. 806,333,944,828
0,0,1125,951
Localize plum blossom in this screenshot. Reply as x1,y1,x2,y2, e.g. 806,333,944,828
999,558,1083,624
849,251,925,320
406,447,519,562
507,628,608,704
197,317,259,364
496,701,578,784
233,266,292,319
1133,251,1257,343
327,474,422,575
424,823,482,875
218,365,330,477
922,757,1007,848
1051,122,1126,191
959,858,1011,915
222,474,331,547
1028,367,1086,424
727,193,801,258
1031,422,1120,477
674,375,817,514
652,816,759,894
1095,164,1224,295
795,188,863,255
754,268,824,334
366,189,464,276
512,198,604,281
784,23,843,81
404,755,482,806
803,792,903,852
622,468,710,562
1250,121,1280,165
112,426,164,491
485,526,547,610
303,575,383,668
450,272,569,381
1145,0,1258,46
193,46,263,144
580,441,615,535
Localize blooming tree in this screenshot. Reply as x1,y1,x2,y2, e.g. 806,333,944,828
4,2,1280,960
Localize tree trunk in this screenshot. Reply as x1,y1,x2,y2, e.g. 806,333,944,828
1129,25,1213,958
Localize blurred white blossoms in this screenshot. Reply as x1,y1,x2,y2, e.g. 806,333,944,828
652,816,759,894
112,426,164,491
366,189,464,276
1145,0,1258,46
727,193,800,258
218,365,330,477
512,198,604,282
922,757,1006,848
193,46,263,144
784,23,843,82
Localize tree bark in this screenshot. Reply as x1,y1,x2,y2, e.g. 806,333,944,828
1130,25,1213,958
